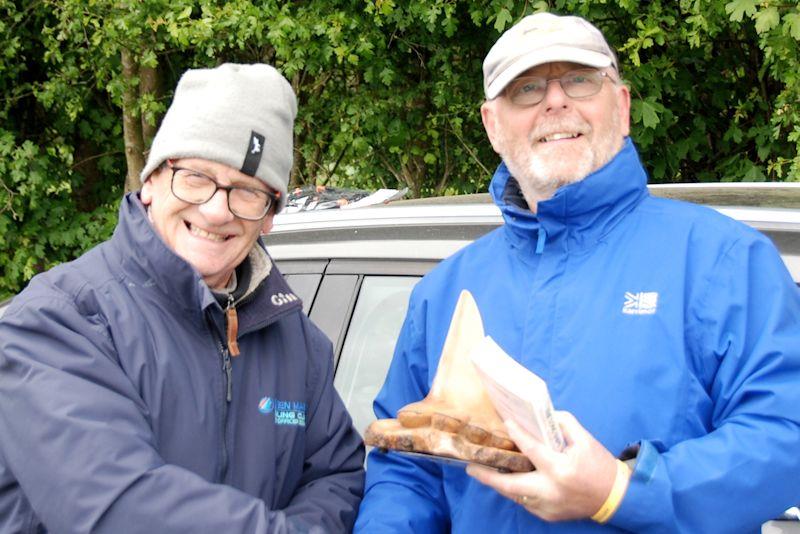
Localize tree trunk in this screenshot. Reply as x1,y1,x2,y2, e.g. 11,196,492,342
139,61,159,152
121,48,145,193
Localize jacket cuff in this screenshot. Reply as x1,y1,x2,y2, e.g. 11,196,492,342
606,439,675,531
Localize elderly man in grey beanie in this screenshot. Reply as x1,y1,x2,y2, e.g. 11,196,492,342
355,11,800,534
0,63,365,533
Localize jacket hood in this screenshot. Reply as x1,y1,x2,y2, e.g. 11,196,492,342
489,137,649,253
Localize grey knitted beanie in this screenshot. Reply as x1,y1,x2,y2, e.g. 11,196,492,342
140,63,297,212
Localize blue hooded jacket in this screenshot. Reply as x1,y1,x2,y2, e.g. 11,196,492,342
355,139,800,533
0,193,365,533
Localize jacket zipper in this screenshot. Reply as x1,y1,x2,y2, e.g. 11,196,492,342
218,340,231,481
221,343,233,403
208,296,236,483
216,292,242,482
215,287,297,481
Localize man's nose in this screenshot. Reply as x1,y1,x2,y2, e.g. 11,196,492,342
199,188,235,224
541,78,570,111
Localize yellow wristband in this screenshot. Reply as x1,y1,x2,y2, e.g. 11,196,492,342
590,459,631,524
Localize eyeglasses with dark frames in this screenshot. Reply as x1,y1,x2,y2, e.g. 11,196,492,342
168,164,278,221
504,69,615,107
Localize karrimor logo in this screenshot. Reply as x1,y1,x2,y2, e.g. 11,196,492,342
258,396,306,426
271,292,299,306
622,292,659,315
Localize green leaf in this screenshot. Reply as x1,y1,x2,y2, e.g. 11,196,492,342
724,0,758,23
494,8,512,33
632,98,662,129
743,164,766,182
784,13,800,40
754,7,779,34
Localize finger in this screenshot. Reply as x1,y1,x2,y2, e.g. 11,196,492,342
467,466,545,510
466,467,518,502
466,464,542,497
556,411,607,456
466,464,502,486
504,419,559,468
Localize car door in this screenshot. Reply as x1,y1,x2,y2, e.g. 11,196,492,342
277,258,435,436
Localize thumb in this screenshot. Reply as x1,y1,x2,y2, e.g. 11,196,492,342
556,410,594,447
554,410,581,445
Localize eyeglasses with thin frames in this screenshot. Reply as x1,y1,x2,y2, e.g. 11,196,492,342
504,69,615,107
168,164,278,221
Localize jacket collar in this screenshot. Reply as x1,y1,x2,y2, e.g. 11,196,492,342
110,193,300,329
113,193,209,312
489,137,649,253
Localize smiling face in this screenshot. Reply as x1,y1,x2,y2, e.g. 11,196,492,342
141,158,275,290
481,61,631,209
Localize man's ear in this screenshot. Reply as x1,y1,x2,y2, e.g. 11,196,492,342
616,83,632,137
141,163,168,206
260,214,275,236
481,101,503,154
140,177,154,206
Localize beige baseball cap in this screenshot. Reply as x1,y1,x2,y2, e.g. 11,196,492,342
483,12,618,99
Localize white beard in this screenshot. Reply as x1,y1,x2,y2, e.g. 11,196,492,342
496,106,624,209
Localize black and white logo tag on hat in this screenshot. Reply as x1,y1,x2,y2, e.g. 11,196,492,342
241,131,266,176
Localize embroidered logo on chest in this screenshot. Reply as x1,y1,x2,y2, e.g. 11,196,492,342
622,292,658,315
258,396,306,426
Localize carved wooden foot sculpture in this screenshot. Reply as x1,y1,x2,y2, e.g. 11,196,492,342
364,290,534,472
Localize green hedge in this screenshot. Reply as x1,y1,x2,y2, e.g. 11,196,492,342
1,0,799,297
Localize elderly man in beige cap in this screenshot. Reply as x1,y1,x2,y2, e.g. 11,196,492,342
354,11,800,533
0,63,365,533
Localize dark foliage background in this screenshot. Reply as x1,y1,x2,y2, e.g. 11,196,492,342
2,0,798,297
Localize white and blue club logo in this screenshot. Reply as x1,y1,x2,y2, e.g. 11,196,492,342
258,396,274,414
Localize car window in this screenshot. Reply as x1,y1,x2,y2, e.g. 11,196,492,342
334,275,419,438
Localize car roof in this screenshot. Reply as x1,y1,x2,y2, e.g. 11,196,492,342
265,184,800,281
270,183,800,228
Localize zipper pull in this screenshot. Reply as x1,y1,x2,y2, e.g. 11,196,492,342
222,347,233,402
225,294,241,357
535,226,547,254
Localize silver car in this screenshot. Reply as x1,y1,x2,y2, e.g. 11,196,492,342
265,184,800,533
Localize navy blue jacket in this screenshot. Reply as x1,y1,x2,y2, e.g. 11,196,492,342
0,193,365,533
